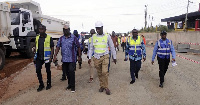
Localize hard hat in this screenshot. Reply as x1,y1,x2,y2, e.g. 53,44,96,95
122,34,124,36
95,21,103,27
128,34,130,36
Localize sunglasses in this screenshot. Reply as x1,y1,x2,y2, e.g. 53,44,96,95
63,28,70,30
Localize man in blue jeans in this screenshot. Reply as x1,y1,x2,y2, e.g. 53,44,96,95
125,29,146,84
53,25,81,93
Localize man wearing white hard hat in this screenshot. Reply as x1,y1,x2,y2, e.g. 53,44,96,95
88,21,117,95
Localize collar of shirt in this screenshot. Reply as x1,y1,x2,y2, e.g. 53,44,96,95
39,33,47,38
63,34,72,39
96,32,105,36
131,36,138,41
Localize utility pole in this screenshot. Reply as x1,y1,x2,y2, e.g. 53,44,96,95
144,5,148,29
183,0,193,31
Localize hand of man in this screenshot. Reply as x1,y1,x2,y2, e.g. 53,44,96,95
88,59,91,64
143,57,146,62
53,56,57,63
78,56,81,63
49,58,52,62
113,59,117,64
151,61,154,65
172,58,175,62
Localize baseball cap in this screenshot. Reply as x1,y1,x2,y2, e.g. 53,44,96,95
160,31,167,35
95,21,103,27
63,24,70,29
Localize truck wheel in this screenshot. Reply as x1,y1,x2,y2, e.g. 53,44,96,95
26,42,35,58
5,50,11,58
0,49,5,70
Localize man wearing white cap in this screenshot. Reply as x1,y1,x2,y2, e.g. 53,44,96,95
88,21,117,95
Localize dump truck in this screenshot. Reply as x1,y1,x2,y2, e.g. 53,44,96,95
0,2,11,70
2,0,69,59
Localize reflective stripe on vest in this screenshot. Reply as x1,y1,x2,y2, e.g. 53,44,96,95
93,34,108,54
128,36,142,56
89,37,91,44
157,39,171,59
34,35,51,60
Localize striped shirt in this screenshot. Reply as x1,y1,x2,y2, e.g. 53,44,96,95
56,34,80,62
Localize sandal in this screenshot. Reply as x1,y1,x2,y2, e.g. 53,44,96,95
88,78,93,83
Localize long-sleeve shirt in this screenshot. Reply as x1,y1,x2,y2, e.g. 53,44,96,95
88,33,116,59
125,36,146,61
152,39,176,61
56,34,80,62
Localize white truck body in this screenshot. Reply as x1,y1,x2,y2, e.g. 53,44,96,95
1,0,69,59
10,0,69,38
0,2,11,69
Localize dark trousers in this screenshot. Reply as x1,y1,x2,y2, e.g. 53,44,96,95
62,62,76,89
157,57,170,83
130,59,141,81
36,59,51,86
122,42,126,52
108,50,111,72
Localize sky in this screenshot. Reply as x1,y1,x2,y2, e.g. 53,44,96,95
2,0,200,33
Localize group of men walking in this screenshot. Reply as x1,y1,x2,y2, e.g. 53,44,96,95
33,21,176,95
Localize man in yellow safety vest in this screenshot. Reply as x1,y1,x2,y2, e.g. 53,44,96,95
88,21,117,95
34,24,54,92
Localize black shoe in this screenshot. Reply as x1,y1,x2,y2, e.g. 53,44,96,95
71,88,75,93
46,85,52,90
135,73,138,79
159,83,163,88
66,86,71,90
105,88,111,95
37,85,44,92
60,78,67,81
99,87,104,92
130,80,135,84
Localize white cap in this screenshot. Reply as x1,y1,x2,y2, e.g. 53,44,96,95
122,34,124,36
95,21,103,27
128,34,130,36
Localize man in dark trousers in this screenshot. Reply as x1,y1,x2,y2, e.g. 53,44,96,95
53,25,81,93
73,30,85,69
125,29,146,84
34,24,54,92
151,31,176,88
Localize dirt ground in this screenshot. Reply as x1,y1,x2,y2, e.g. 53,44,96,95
0,46,200,105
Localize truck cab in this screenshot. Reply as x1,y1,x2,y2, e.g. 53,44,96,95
5,7,37,58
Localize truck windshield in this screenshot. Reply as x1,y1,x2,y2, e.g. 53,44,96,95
11,13,20,25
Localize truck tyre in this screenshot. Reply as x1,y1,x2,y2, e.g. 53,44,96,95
26,42,35,58
5,50,11,58
0,49,5,70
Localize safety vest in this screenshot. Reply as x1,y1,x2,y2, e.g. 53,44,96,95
34,35,51,60
118,37,120,44
93,34,108,54
157,39,171,59
89,37,91,44
128,36,142,56
122,37,126,43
